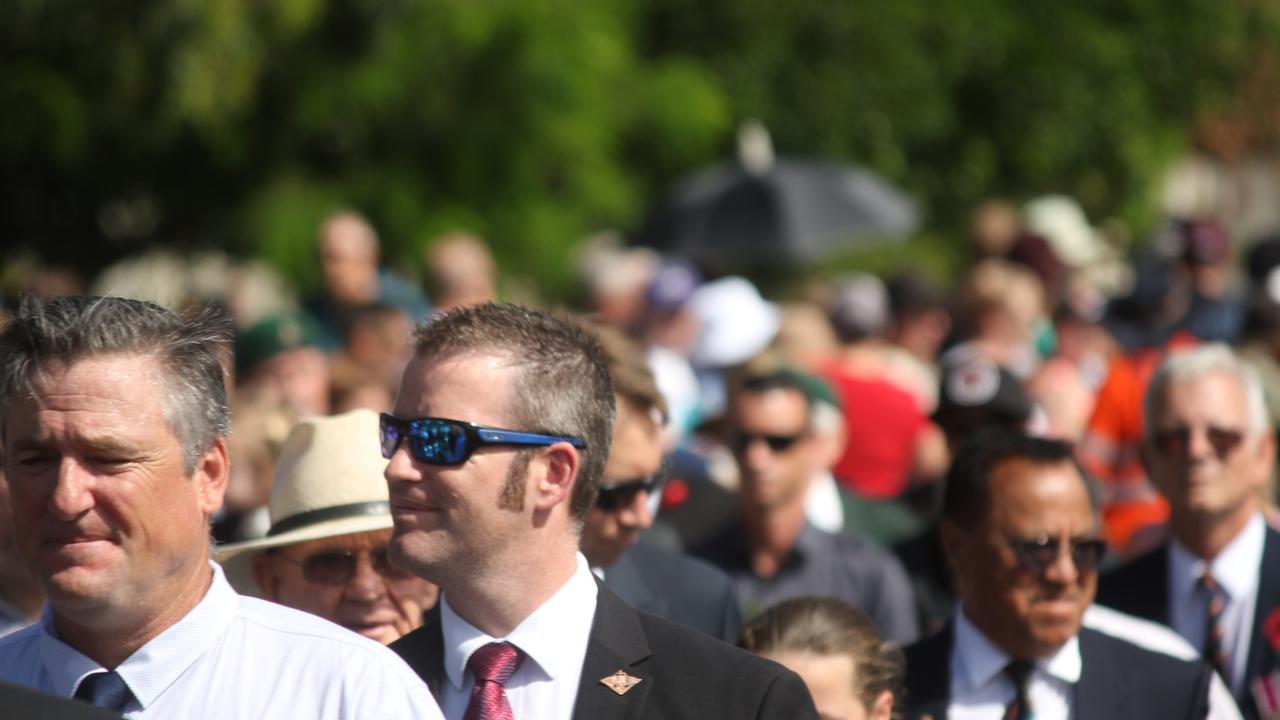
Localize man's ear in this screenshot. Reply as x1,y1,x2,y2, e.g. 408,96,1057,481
193,437,230,518
251,553,282,600
532,442,580,513
1251,429,1277,491
868,689,895,720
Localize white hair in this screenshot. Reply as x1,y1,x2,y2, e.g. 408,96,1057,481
1143,343,1271,440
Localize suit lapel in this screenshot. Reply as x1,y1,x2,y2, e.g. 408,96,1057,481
389,606,447,700
1074,628,1127,720
1243,526,1280,715
903,625,953,720
604,550,667,620
572,581,654,720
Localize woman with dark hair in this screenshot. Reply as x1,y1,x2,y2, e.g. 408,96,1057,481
741,597,904,720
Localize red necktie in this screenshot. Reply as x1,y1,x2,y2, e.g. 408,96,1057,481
463,641,524,720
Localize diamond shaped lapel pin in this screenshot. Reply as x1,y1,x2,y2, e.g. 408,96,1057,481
600,669,643,696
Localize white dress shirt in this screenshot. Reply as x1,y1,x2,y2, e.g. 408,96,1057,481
0,563,441,719
948,608,1080,720
1169,512,1264,695
440,553,599,720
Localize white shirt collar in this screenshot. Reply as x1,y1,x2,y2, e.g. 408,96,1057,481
953,606,1082,691
39,562,238,709
441,553,599,691
1170,512,1266,601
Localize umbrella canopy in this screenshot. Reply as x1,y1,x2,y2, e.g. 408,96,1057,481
636,136,921,272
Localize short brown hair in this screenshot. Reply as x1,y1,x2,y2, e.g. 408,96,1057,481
740,596,905,719
412,303,615,520
579,320,668,423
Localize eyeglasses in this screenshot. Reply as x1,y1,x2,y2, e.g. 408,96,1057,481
1151,425,1246,460
1005,534,1108,575
728,431,806,454
271,547,411,586
596,474,664,511
380,414,584,465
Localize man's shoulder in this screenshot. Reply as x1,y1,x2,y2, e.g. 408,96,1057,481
233,596,419,671
0,623,43,679
621,607,818,718
627,543,734,590
1077,626,1212,709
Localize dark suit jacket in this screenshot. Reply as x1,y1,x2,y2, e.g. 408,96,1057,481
605,542,743,644
902,624,1212,720
0,681,122,719
390,581,818,720
1097,525,1280,720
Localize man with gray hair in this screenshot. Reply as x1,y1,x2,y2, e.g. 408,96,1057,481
0,296,441,718
1098,343,1280,720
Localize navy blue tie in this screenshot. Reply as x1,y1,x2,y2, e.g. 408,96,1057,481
74,671,135,712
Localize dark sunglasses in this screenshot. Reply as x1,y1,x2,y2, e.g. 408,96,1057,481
272,547,410,586
380,413,584,465
1005,534,1107,575
596,474,664,511
728,431,805,454
1151,425,1246,460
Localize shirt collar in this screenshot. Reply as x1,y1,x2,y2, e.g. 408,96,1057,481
39,562,239,708
441,553,599,691
953,606,1082,691
1170,512,1266,601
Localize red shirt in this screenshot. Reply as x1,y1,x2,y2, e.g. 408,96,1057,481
823,370,927,500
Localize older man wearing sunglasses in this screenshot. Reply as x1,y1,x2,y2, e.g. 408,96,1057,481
903,430,1214,720
218,409,439,645
1098,344,1280,720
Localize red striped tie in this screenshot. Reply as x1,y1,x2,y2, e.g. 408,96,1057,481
464,642,524,720
1201,573,1232,686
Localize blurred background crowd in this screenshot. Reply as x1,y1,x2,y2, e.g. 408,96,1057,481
4,1,1280,717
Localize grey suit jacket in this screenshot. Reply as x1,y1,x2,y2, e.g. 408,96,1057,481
604,542,742,643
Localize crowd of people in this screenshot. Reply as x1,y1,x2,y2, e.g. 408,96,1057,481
1,196,1280,719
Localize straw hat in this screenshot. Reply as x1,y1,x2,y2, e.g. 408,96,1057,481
216,409,394,595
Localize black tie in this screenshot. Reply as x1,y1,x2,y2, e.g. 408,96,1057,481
1003,660,1034,720
73,671,135,712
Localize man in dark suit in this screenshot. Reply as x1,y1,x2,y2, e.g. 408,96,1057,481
1097,344,1280,720
578,321,741,643
903,431,1213,720
385,304,816,719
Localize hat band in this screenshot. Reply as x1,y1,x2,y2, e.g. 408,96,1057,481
267,501,391,537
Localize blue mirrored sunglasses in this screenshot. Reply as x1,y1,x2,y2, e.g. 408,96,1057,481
380,413,585,466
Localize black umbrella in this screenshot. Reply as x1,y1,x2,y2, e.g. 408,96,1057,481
636,126,921,272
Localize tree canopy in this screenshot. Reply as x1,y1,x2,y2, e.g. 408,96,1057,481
3,0,1277,297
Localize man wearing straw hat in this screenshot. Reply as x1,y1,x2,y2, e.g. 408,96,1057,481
385,303,815,719
218,409,438,645
0,296,441,719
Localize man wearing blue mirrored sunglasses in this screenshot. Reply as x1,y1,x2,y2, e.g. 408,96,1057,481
385,303,817,720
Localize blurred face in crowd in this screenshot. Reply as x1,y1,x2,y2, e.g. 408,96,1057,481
3,355,227,623
943,457,1099,660
259,346,331,417
385,352,533,585
1145,370,1273,530
320,214,379,304
760,650,892,720
581,397,662,567
253,529,438,645
730,387,817,511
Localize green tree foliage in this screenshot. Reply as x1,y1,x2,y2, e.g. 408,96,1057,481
3,0,1277,297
